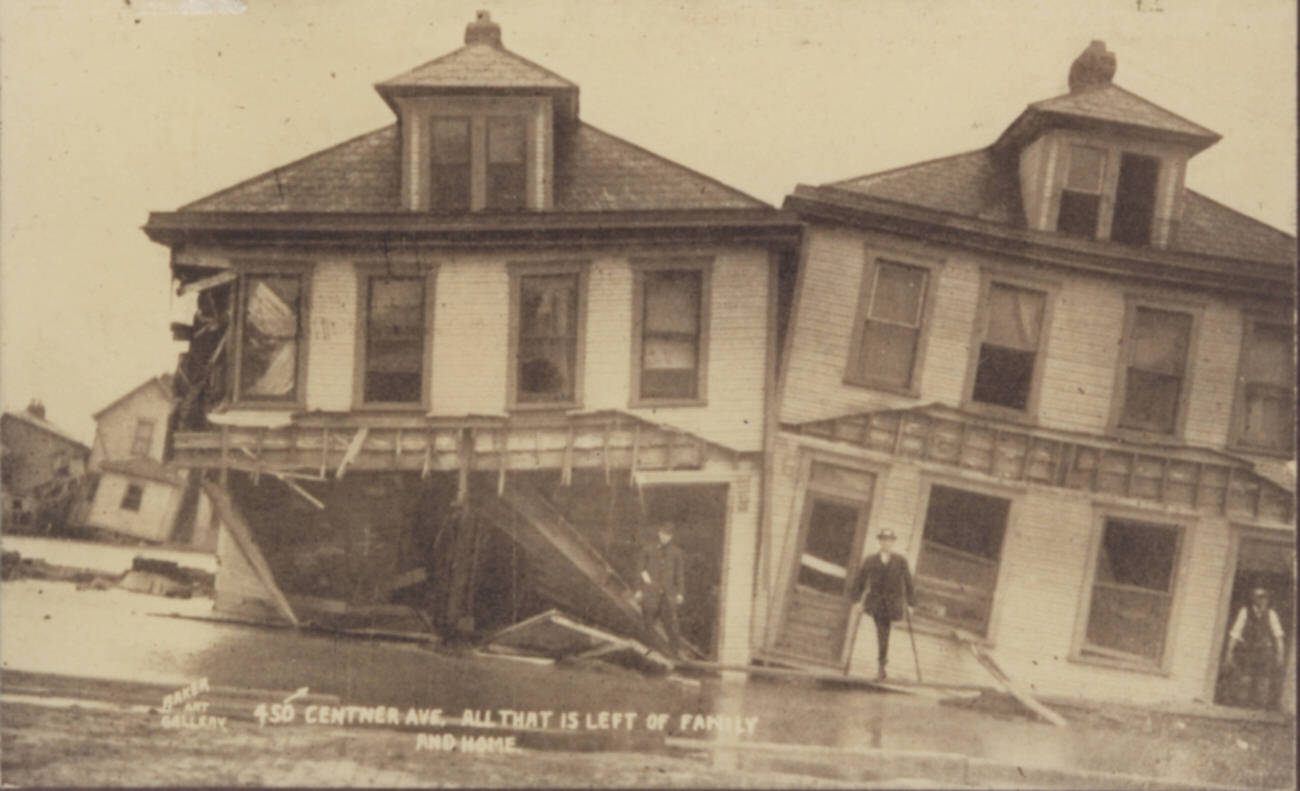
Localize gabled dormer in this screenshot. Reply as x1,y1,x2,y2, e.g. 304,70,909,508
374,11,579,212
995,41,1221,249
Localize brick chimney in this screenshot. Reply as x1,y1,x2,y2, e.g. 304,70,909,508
25,399,45,419
1068,40,1116,92
465,10,502,48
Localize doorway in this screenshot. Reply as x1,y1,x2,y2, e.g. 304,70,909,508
1214,532,1295,709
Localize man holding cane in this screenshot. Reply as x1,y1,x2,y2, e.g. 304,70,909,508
852,528,915,680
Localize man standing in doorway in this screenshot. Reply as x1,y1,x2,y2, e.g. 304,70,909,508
853,528,915,680
635,521,685,658
1227,587,1286,709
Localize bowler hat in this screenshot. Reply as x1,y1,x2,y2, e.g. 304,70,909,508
655,521,676,535
877,528,897,540
1252,587,1270,600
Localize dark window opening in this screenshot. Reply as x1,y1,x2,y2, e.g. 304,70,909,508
120,483,144,512
1058,191,1101,238
915,486,1009,636
363,276,425,404
1058,144,1106,238
1111,153,1159,246
486,117,526,210
239,274,302,401
640,269,702,400
431,117,471,211
517,273,579,403
131,418,154,457
1120,307,1191,434
1084,518,1180,663
972,284,1045,410
797,497,862,596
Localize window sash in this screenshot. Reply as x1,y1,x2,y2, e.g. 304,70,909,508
120,484,143,512
130,419,154,457
238,274,302,401
515,272,581,404
639,269,702,400
363,276,425,404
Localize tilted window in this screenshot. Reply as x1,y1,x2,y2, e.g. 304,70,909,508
847,258,930,392
1080,518,1182,665
1056,145,1161,246
1232,320,1295,453
237,274,304,402
914,485,1010,637
120,483,144,512
1058,145,1106,238
361,276,427,405
632,265,709,404
130,418,155,457
970,284,1047,411
1111,153,1159,246
1118,306,1193,435
511,265,586,407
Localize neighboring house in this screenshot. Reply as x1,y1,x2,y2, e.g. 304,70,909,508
1,401,90,530
760,42,1296,710
75,375,217,550
145,13,799,657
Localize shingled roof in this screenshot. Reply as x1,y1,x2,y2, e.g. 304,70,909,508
181,121,766,213
824,150,1295,265
376,39,575,92
1028,84,1218,141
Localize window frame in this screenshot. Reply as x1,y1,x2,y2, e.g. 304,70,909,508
130,418,155,458
961,270,1059,421
423,102,539,213
1228,313,1296,457
629,258,712,408
230,264,312,409
843,247,943,397
506,260,590,411
120,482,144,512
1070,508,1190,674
1108,295,1202,441
1049,134,1173,247
352,263,437,411
907,476,1017,644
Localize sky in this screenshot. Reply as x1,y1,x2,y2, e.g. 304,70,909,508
1,0,1294,444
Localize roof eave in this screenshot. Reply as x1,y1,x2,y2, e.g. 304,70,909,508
373,82,580,119
785,184,1293,297
993,108,1221,154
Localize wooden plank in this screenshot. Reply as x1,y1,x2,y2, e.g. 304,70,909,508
202,480,299,626
335,427,369,479
178,269,238,296
950,629,1065,726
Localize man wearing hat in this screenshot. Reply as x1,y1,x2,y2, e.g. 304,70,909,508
852,528,915,680
1226,587,1286,708
634,521,685,658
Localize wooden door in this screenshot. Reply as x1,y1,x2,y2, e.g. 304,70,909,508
772,463,875,668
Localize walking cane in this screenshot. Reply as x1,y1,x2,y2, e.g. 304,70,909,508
903,604,923,683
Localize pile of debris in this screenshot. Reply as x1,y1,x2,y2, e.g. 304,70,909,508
1,551,214,599
477,609,675,676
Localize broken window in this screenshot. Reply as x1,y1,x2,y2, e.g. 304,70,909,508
795,464,875,597
1082,518,1181,664
1057,145,1105,238
486,117,526,210
514,269,583,405
120,483,144,512
635,267,706,402
238,274,303,401
130,418,154,457
1111,153,1159,246
847,258,929,390
362,276,426,404
1233,320,1295,453
971,283,1047,411
431,117,472,211
914,485,1009,637
1118,306,1192,434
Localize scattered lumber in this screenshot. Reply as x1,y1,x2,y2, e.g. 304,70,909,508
950,628,1067,726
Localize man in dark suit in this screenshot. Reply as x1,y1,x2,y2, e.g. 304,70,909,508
852,528,915,680
634,521,685,657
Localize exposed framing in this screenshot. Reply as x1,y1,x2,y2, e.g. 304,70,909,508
1069,504,1193,675
628,257,713,408
960,267,1062,423
843,244,944,397
1227,311,1295,458
506,260,590,412
351,261,438,411
230,261,312,409
1107,293,1204,442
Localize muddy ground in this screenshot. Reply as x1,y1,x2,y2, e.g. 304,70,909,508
1,702,877,788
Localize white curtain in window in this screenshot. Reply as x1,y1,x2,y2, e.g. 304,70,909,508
985,286,1044,350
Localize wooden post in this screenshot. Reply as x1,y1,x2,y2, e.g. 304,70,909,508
496,429,507,496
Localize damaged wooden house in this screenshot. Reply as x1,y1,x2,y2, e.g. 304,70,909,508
145,12,799,661
759,41,1296,709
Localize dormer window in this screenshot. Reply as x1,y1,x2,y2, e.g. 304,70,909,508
1056,145,1160,246
431,118,471,211
487,117,526,209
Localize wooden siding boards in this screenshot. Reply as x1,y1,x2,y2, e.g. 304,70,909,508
306,260,358,412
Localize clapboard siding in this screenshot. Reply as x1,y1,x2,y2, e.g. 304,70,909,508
305,259,358,411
